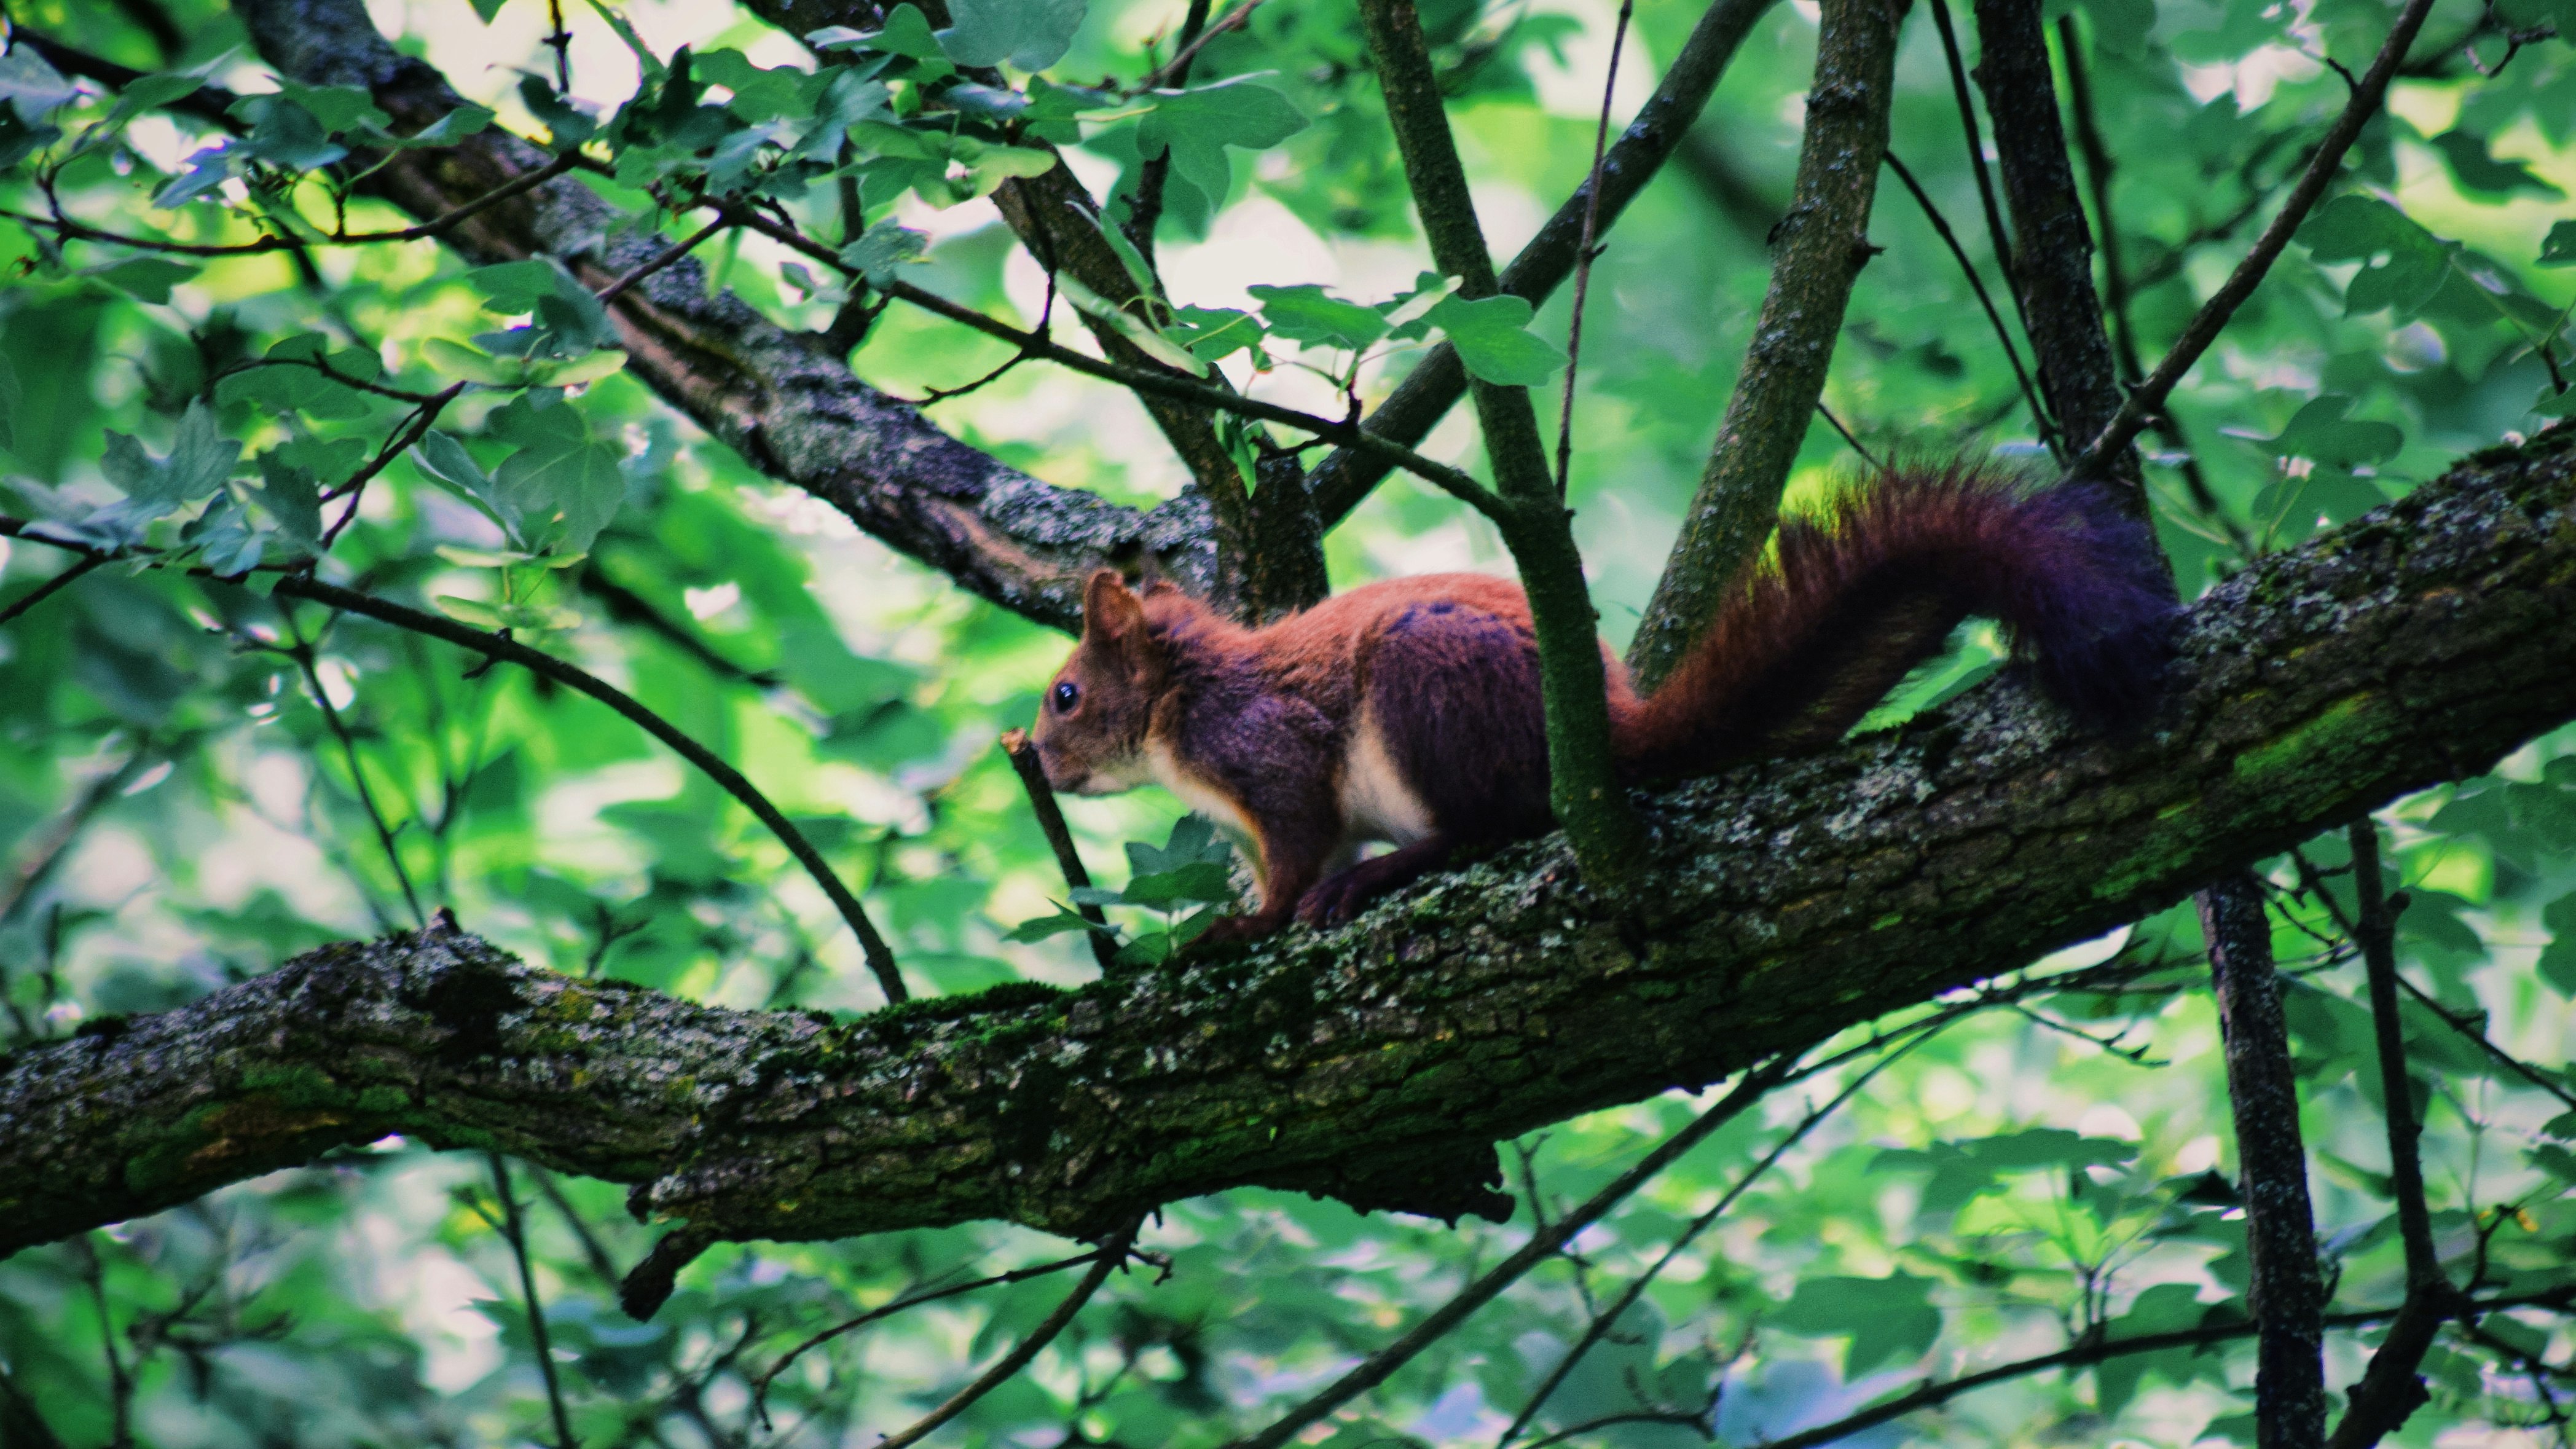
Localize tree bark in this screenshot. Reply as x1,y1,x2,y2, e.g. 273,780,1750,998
2202,873,2328,1449
7,431,2576,1259
1627,0,1907,692
234,0,1212,636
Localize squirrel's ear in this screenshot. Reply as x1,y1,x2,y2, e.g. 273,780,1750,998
1082,569,1146,642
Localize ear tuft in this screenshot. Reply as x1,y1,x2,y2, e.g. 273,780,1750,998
1083,569,1145,642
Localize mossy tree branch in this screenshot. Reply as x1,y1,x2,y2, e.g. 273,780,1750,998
1356,0,1644,884
230,0,1212,638
9,431,2576,1260
1627,0,1908,693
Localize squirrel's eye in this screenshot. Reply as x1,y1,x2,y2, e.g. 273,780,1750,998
1051,681,1080,712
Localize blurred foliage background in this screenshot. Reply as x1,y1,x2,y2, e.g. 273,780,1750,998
1,0,2574,1442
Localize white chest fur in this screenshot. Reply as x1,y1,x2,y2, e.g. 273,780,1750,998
1337,705,1434,846
1146,739,1262,860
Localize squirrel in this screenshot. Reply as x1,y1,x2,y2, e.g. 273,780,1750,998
1032,464,2177,946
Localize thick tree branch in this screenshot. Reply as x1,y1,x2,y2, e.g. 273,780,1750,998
1627,0,1906,693
7,431,2576,1258
230,0,1212,636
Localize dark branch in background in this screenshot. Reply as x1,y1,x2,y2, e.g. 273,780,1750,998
2325,821,2462,1449
573,558,782,687
0,556,104,630
12,424,2575,1291
1553,0,1636,499
0,518,906,1005
999,728,1118,970
1123,0,1215,272
1967,0,2144,506
871,1221,1139,1449
2066,0,2440,481
2202,873,2328,1449
1749,1286,2576,1449
1925,0,2028,349
277,615,428,927
486,1155,578,1449
1306,0,1781,525
1225,1059,1798,1449
2053,12,2233,528
229,0,1216,636
1880,151,2051,445
1627,0,1907,693
11,29,240,129
1498,1031,1930,1448
1356,0,1643,883
750,1246,1109,1416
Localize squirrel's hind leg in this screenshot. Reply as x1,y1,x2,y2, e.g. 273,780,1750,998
1297,836,1455,928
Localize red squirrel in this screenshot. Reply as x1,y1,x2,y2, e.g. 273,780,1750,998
1032,465,2175,944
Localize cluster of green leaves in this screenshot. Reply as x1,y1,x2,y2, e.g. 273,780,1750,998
2,0,2575,1440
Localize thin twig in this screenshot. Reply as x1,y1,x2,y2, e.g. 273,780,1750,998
4,152,580,258
280,613,427,927
2068,0,2442,481
999,729,1116,969
0,556,104,630
871,1221,1141,1449
1134,0,1264,90
1553,0,1635,500
0,517,907,1003
595,214,729,305
1926,0,2032,348
721,200,1507,519
1813,401,1883,470
751,1246,1112,1418
1746,1285,2576,1449
1882,150,2053,447
1499,1032,1934,1448
1224,1057,1801,1449
490,1155,579,1449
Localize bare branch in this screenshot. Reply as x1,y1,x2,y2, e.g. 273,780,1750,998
1627,0,1906,693
1000,729,1118,970
2065,0,2442,482
2202,873,2328,1449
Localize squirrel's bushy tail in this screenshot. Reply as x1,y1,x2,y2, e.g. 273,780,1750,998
1612,463,2177,782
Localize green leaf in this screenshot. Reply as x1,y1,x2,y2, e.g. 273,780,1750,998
1127,815,1234,876
2427,130,2562,200
1121,861,1236,908
584,0,668,84
2539,890,2576,996
87,256,199,304
151,143,238,208
106,399,239,508
234,96,348,170
1005,906,1112,942
423,336,524,385
839,221,930,286
410,429,520,540
402,103,496,146
816,4,949,59
103,57,229,127
1058,275,1209,375
2296,195,2455,319
468,0,508,18
487,397,629,553
2227,395,2403,470
274,78,390,135
1168,305,1265,363
1249,283,1389,352
937,0,1088,71
2542,220,2576,268
1423,293,1568,385
1133,76,1306,211
254,451,326,550
1772,1273,1941,1374
0,46,78,124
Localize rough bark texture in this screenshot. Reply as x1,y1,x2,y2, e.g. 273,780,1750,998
1967,0,2144,500
235,0,1212,635
1628,0,1907,692
2203,873,2329,1449
7,431,2576,1258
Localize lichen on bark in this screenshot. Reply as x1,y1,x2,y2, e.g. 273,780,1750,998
8,430,2576,1261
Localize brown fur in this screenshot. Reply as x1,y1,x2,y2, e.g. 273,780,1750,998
1032,466,2170,943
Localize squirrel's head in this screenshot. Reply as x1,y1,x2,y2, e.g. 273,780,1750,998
1034,570,1170,795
